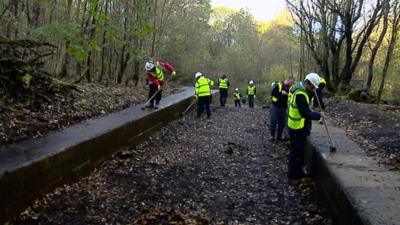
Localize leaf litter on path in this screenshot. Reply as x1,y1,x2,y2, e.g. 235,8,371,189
14,105,332,225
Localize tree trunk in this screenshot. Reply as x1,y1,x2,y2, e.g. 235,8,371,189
84,1,100,83
117,2,130,84
99,0,110,83
299,27,305,80
117,51,130,84
150,0,158,58
59,0,73,78
366,1,389,92
12,0,18,38
377,1,400,101
75,0,88,79
133,58,140,87
339,2,354,93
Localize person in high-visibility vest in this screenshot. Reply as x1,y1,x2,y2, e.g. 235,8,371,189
313,77,327,110
287,73,322,183
270,77,294,141
218,74,230,107
144,60,176,109
233,88,242,107
247,80,256,108
194,72,213,118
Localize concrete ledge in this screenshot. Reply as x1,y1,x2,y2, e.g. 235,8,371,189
0,87,200,223
308,121,400,225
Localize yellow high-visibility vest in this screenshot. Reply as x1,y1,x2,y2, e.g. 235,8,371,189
247,86,255,95
156,67,164,81
219,78,228,89
271,82,283,102
288,89,310,130
195,76,212,97
233,92,241,100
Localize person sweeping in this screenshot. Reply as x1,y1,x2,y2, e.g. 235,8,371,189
287,73,322,184
144,60,176,109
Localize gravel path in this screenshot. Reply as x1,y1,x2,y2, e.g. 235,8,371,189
14,105,332,225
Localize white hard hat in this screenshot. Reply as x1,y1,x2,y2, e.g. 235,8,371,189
249,80,254,85
145,61,155,71
195,72,202,78
305,73,320,88
235,88,239,91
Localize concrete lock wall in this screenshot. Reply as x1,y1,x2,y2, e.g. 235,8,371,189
307,121,400,225
0,87,209,223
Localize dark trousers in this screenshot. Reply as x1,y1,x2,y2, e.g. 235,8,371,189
270,104,287,139
313,88,325,109
248,95,254,108
197,96,211,118
234,100,241,107
288,129,307,180
149,84,162,106
219,89,228,106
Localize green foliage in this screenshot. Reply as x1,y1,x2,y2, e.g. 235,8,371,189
19,74,33,85
68,45,87,61
32,22,94,61
32,22,79,40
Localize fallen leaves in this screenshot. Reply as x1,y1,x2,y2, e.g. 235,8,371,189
0,83,181,147
326,99,400,170
13,106,332,225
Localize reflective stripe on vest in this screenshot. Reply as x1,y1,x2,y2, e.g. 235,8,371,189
156,67,164,81
247,86,255,95
233,92,241,100
195,76,211,97
271,82,283,102
219,78,228,89
288,90,310,130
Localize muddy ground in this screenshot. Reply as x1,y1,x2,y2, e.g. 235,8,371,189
13,105,332,225
0,83,181,147
325,99,400,169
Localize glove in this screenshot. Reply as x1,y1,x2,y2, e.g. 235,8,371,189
157,85,161,90
172,71,176,76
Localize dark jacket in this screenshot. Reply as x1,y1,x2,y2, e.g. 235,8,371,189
271,81,291,108
290,82,321,135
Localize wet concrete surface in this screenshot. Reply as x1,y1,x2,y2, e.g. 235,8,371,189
309,121,400,225
13,106,332,225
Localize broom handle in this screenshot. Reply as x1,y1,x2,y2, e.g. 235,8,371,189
313,89,335,147
182,100,196,115
143,76,173,106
